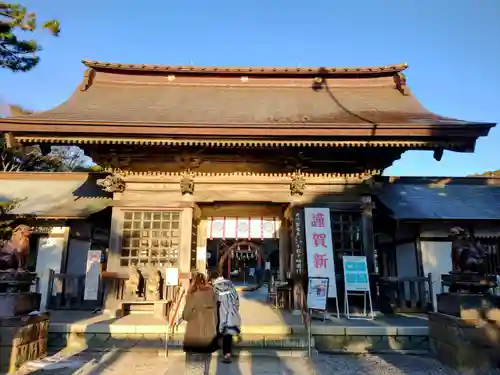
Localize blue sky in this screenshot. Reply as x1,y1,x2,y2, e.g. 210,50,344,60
1,0,499,176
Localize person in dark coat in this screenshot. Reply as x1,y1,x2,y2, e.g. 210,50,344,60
182,272,219,354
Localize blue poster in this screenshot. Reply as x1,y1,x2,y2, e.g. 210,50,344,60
342,256,370,292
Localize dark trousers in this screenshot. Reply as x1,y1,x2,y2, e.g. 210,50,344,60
222,334,232,355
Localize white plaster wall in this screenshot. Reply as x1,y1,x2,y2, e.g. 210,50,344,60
396,242,418,277
420,240,452,311
66,239,91,276
395,224,419,277
35,227,69,312
396,241,418,298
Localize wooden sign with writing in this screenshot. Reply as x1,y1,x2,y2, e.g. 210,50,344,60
291,208,306,276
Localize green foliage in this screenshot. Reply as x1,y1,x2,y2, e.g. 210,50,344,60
75,164,105,172
2,104,102,171
0,199,36,241
0,198,20,241
0,135,65,171
0,2,60,72
470,170,500,177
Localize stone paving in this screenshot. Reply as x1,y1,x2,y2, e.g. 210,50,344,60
13,350,500,375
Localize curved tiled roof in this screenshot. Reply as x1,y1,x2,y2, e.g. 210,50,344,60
0,60,494,149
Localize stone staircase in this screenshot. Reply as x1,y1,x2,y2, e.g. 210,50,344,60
47,328,314,357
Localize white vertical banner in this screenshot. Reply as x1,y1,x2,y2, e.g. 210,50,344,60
304,208,337,298
84,250,101,301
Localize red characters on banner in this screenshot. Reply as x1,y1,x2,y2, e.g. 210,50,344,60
313,253,328,269
312,233,327,248
311,212,325,228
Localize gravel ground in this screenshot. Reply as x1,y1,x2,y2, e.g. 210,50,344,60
11,350,500,375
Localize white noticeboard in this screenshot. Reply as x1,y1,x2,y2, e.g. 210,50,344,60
304,207,337,298
83,250,101,301
342,255,374,320
165,267,179,286
307,277,329,311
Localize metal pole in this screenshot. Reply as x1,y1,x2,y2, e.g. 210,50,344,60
164,325,169,358
307,308,312,357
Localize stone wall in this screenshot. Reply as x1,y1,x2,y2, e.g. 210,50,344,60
314,334,428,353
429,312,500,372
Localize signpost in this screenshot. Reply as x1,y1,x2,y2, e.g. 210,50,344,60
342,255,374,320
165,267,179,286
304,207,340,318
307,277,329,311
306,277,329,357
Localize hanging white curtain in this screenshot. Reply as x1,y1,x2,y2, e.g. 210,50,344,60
207,216,281,240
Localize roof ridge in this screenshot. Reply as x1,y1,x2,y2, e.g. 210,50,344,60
82,60,409,76
381,176,500,185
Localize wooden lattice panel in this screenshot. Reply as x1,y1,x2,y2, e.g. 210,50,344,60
120,211,181,267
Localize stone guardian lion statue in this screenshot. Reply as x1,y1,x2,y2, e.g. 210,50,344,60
0,225,32,271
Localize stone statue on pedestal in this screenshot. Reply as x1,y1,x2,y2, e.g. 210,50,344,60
430,226,500,372
146,268,162,301
450,226,487,275
0,225,49,373
124,265,141,299
446,226,494,294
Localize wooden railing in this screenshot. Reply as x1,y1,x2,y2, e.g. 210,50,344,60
164,285,186,357
378,274,433,314
47,269,104,310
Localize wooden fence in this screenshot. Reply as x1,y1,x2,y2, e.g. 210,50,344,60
378,273,433,314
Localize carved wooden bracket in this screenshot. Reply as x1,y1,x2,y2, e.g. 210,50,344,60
80,68,96,92
394,72,408,95
290,173,306,196
96,174,126,193
180,173,195,195
175,151,203,171
283,151,312,173
361,201,376,212
3,133,18,148
360,196,376,215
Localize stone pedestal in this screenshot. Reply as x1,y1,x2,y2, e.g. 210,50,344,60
0,271,48,373
430,292,500,373
437,292,500,318
0,313,50,373
0,293,41,317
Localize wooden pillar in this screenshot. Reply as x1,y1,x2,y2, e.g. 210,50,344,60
360,195,378,308
360,196,375,273
103,207,122,315
278,218,289,280
179,207,194,291
289,205,306,312
196,219,208,275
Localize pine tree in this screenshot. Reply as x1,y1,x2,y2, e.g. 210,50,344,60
0,2,60,72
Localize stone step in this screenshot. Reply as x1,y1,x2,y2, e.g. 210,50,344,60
47,332,313,353
166,334,313,349
162,348,317,358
